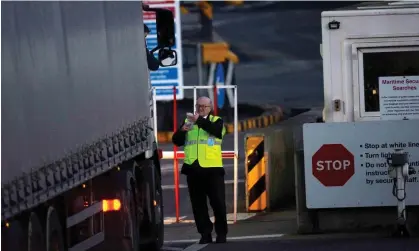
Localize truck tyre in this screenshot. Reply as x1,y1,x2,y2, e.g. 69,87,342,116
139,159,164,251
28,212,46,251
103,168,140,251
124,179,141,251
46,207,65,251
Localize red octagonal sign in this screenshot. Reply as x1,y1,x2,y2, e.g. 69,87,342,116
312,144,355,187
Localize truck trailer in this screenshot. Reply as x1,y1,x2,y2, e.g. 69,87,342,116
1,1,177,250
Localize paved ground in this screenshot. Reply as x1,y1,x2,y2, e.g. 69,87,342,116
180,1,356,109
161,210,419,251
164,236,419,251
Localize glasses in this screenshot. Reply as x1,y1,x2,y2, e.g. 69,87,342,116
195,104,211,109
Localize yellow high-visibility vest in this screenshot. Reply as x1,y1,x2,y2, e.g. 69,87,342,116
183,115,226,168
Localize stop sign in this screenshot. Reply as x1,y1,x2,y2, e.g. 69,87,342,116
312,144,355,187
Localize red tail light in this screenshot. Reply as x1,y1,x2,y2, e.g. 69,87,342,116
157,148,163,159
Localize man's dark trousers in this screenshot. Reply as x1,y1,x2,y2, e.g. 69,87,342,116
186,171,228,237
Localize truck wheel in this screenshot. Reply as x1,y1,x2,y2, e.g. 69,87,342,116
106,169,140,251
28,212,46,251
124,181,141,251
46,207,65,251
140,161,164,251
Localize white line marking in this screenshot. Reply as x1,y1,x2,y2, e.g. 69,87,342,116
162,247,185,251
164,233,285,244
162,179,244,190
164,216,188,224
183,243,208,251
163,213,256,225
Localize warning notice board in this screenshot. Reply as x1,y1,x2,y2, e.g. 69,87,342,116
379,76,419,120
303,120,419,209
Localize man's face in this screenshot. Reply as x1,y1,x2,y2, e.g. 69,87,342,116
196,98,212,117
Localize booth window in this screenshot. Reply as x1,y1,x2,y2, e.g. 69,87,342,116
363,50,419,112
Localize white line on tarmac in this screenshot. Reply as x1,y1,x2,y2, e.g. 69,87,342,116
164,213,256,225
162,179,244,190
162,247,184,251
164,233,285,244
183,243,208,251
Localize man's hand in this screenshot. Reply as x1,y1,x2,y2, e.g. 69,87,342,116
181,124,192,131
187,112,200,123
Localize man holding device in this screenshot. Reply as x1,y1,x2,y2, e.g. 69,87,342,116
171,96,228,244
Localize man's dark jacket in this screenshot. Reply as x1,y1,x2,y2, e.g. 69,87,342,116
172,113,225,176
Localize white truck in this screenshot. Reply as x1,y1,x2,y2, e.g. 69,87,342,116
1,1,177,250
301,1,419,236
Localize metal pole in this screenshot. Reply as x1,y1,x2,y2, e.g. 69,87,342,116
197,43,204,97
225,60,235,108
193,87,197,113
213,85,218,115
233,86,238,223
153,88,158,142
207,63,216,102
173,87,180,223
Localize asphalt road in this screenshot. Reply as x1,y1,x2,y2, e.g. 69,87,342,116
180,1,356,109
180,236,419,251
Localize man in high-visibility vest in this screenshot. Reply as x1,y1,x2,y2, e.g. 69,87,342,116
172,96,227,244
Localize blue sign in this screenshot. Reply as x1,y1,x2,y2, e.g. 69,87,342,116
146,37,177,51
143,0,183,101
215,63,226,109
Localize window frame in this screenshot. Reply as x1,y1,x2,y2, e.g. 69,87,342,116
352,41,419,121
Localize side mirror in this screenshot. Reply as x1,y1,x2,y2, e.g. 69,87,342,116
145,7,175,52
155,9,175,48
158,48,177,67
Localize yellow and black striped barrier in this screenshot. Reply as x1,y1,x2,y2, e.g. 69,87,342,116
156,107,283,143
245,134,267,212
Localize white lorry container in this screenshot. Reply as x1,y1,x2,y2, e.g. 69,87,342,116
1,1,177,250
320,1,419,122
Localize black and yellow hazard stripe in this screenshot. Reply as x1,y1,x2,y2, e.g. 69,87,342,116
245,135,266,212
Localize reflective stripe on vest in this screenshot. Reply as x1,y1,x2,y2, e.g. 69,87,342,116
183,115,225,168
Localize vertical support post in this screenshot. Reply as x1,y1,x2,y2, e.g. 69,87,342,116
197,43,204,89
207,63,216,102
173,86,180,223
153,88,158,142
213,85,218,116
233,86,238,223
193,87,197,113
225,60,235,108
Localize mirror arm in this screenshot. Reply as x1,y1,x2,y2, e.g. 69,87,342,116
150,47,160,54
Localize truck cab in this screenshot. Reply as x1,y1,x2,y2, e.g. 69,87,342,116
321,1,419,122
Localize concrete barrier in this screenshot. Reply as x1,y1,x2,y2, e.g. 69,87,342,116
242,107,419,234
243,107,320,212
289,109,419,235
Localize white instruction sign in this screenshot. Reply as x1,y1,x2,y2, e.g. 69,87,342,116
303,120,419,209
379,76,419,120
